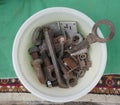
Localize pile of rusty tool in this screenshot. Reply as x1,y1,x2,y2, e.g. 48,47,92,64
28,20,115,88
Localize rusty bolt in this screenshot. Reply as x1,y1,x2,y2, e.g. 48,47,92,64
28,46,46,84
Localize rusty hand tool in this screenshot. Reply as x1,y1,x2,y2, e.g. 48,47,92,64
43,27,67,88
28,46,46,84
68,20,115,53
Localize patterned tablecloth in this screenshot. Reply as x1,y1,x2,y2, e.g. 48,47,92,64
0,74,120,95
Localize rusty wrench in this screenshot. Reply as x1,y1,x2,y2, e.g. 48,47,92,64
68,20,115,53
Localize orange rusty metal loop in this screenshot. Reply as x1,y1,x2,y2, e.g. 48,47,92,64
92,20,115,43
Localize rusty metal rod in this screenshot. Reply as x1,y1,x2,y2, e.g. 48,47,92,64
44,28,67,88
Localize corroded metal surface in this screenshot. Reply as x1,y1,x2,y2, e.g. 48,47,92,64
28,20,115,88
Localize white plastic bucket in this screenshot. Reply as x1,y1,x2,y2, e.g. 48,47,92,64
12,7,107,103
